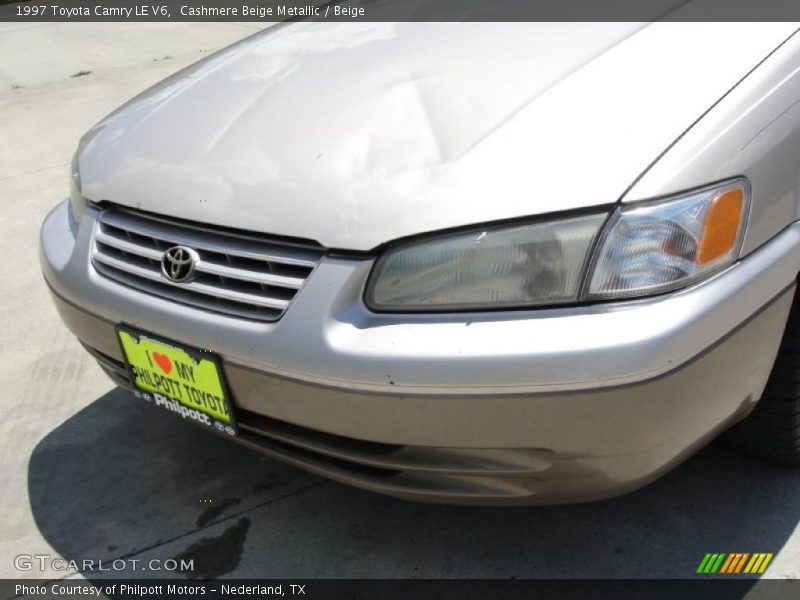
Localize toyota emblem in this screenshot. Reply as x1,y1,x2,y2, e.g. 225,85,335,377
161,245,199,283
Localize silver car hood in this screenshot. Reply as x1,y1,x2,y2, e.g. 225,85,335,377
79,22,797,250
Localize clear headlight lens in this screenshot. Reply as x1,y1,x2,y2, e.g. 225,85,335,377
69,151,87,223
365,214,607,310
365,179,750,312
587,179,749,299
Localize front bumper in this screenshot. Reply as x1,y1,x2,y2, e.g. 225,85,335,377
41,200,800,504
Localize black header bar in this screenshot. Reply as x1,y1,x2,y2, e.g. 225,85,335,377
3,0,800,22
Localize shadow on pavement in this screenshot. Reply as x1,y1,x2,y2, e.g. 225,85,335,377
27,388,319,568
28,387,800,580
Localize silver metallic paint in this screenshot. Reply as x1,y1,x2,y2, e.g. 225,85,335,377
626,29,800,257
76,22,798,250
44,253,795,504
41,200,800,394
41,22,800,503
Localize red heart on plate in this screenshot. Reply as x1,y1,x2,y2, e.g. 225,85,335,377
152,352,172,374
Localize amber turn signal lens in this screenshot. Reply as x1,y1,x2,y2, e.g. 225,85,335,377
589,178,749,300
697,188,744,265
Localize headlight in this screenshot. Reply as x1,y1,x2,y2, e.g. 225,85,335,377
587,178,749,299
365,214,607,310
365,178,750,312
69,151,87,223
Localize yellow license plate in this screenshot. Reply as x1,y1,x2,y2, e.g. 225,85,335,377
116,326,237,437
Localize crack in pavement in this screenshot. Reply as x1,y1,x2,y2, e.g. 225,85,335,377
0,162,67,184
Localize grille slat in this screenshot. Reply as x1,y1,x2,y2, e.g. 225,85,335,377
92,251,292,310
92,207,323,322
100,209,320,267
193,258,305,289
95,230,164,260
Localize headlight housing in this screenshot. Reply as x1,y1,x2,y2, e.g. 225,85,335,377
69,150,87,223
365,178,750,312
366,214,607,310
587,179,749,299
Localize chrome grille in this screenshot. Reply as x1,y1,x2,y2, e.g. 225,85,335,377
91,207,323,321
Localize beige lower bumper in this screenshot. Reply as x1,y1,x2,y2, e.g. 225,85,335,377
49,285,793,505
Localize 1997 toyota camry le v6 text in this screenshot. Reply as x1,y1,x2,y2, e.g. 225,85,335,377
41,22,800,504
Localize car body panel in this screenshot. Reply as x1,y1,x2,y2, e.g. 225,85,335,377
78,22,797,250
625,30,800,256
40,22,800,504
41,200,800,394
42,203,796,504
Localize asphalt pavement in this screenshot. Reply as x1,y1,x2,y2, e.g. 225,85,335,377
1,23,798,586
